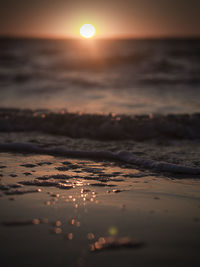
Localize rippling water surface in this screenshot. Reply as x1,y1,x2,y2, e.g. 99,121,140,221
0,38,200,114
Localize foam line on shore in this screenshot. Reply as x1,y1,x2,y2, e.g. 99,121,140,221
0,142,200,175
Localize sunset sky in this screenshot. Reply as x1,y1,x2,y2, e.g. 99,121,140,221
0,0,200,39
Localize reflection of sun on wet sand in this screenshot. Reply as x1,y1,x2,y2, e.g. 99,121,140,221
0,152,200,266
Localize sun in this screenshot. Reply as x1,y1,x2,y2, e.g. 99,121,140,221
80,24,96,39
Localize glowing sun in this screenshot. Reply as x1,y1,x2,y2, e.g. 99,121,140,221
80,24,96,38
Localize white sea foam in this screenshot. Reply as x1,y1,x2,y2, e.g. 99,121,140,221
1,142,200,175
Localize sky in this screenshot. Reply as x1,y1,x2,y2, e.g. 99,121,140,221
0,0,200,39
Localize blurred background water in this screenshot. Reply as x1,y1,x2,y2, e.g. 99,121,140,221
0,38,200,114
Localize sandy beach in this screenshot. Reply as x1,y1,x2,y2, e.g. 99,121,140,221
0,140,200,267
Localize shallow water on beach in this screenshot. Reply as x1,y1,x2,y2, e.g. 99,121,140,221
0,152,200,267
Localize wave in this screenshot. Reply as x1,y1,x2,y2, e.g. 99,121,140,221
0,109,200,141
0,142,200,175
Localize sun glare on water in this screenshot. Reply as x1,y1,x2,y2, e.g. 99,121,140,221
80,24,96,39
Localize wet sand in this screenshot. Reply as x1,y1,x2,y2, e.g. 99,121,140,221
0,152,200,267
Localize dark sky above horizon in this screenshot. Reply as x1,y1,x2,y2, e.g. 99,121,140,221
0,0,200,38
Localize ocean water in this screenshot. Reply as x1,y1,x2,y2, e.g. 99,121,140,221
0,38,200,114
0,38,200,170
1,39,200,267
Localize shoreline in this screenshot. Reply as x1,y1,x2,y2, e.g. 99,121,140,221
0,152,200,267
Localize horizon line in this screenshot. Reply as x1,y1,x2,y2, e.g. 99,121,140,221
0,34,200,41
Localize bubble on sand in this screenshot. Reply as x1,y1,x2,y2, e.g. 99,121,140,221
67,233,73,240
70,219,75,225
87,233,95,240
112,189,123,193
32,219,40,225
81,189,90,193
76,221,81,227
54,220,62,227
51,227,62,234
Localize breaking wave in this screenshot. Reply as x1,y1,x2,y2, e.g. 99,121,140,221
0,108,200,141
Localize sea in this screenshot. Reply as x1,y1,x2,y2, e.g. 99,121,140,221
0,38,200,172
1,38,200,267
0,38,200,114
